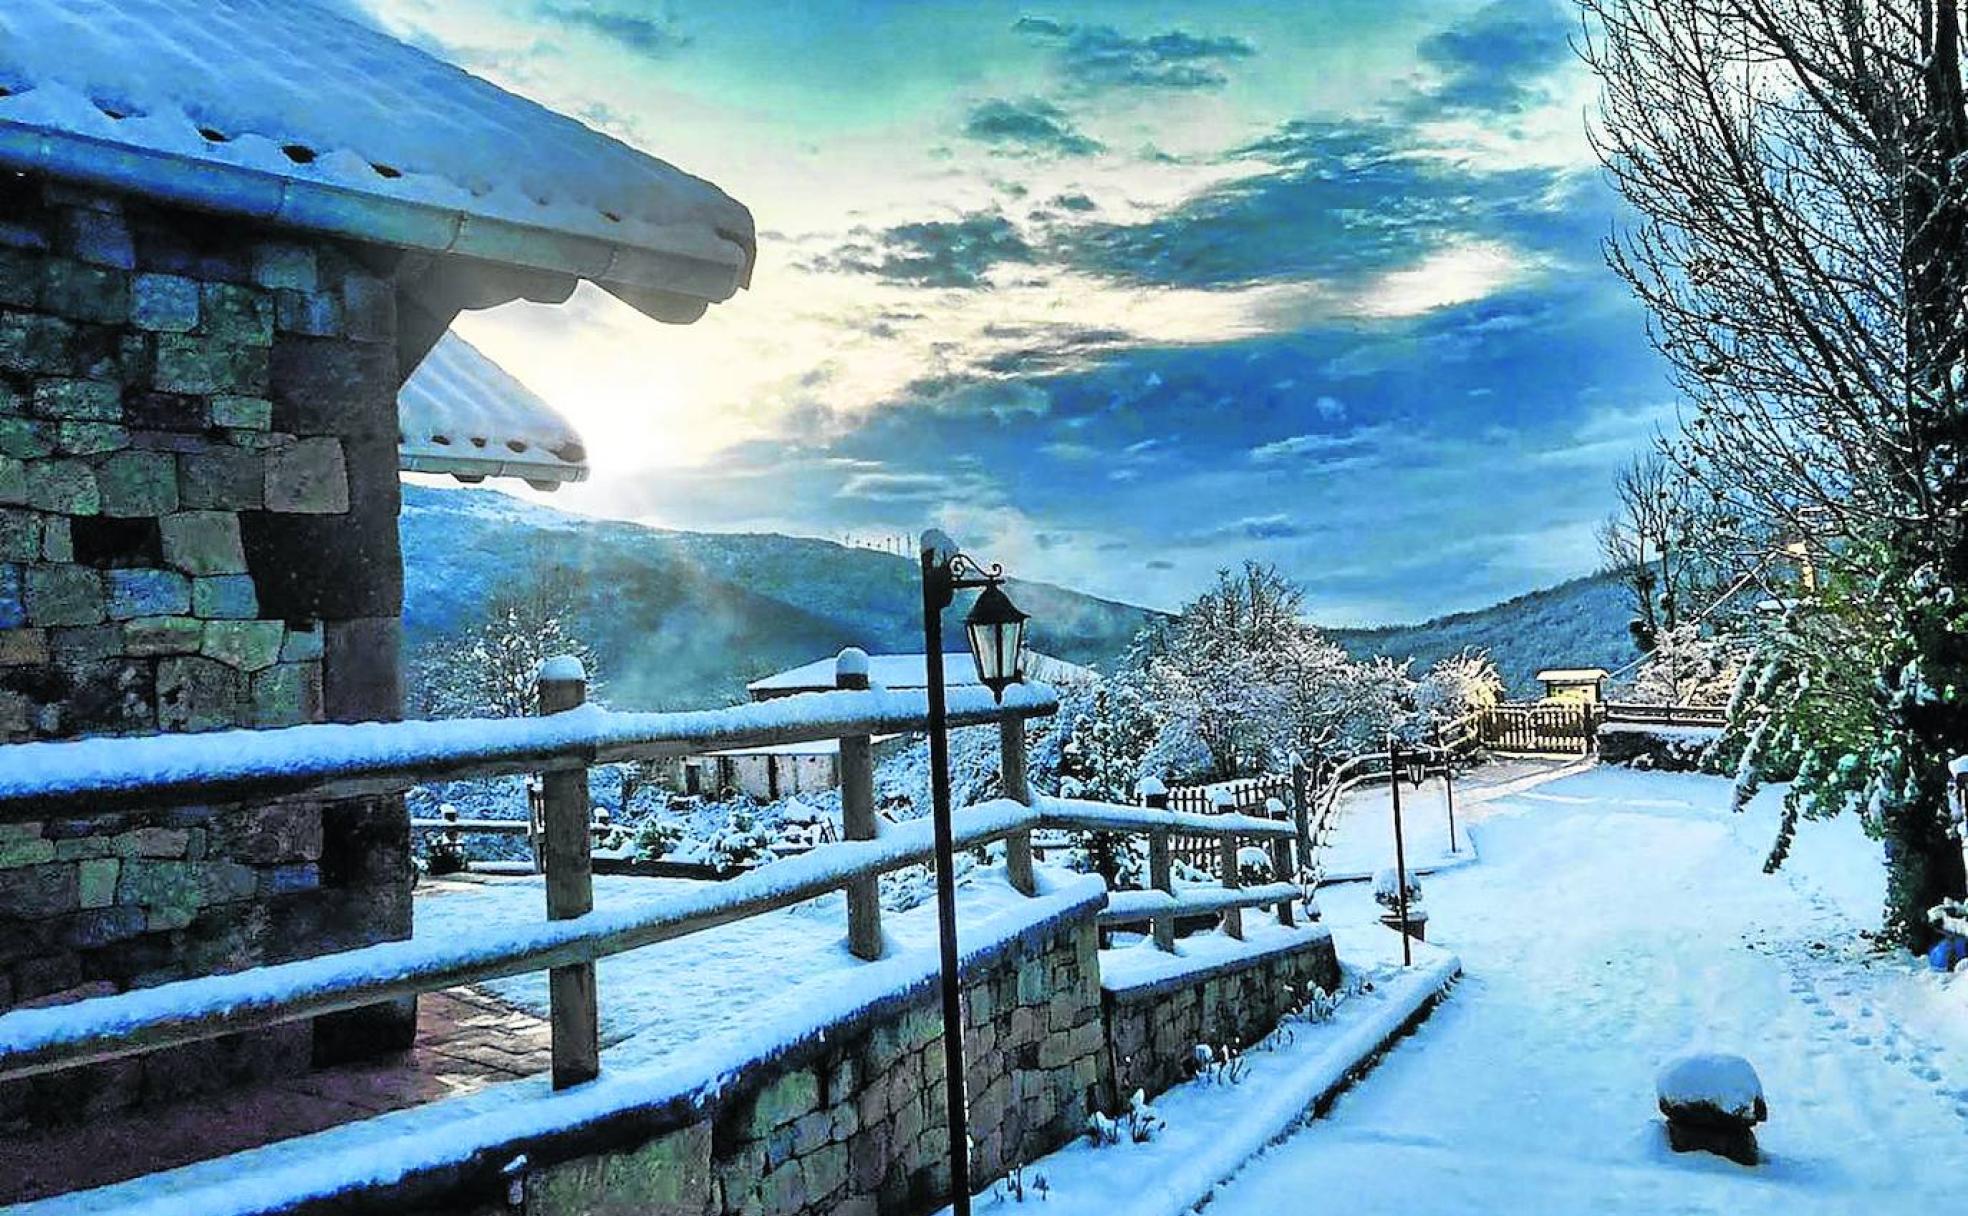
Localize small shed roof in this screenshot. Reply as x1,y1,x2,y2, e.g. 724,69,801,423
748,651,1097,698
1537,668,1610,683
0,0,754,320
397,332,585,489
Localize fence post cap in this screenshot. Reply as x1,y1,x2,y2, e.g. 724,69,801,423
835,647,871,689
1264,796,1286,814
1135,776,1167,798
537,655,587,684
1209,788,1235,809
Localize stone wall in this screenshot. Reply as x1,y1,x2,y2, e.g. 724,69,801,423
424,897,1109,1216
0,175,414,1125
1103,930,1340,1101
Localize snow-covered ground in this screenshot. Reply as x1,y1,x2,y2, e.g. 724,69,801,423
1316,757,1589,882
1195,767,1968,1216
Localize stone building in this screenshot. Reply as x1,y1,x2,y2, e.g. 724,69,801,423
0,0,751,1124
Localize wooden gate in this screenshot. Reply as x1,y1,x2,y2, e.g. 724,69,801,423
1477,702,1598,755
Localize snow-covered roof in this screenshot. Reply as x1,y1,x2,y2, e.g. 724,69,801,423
1536,668,1609,683
398,332,585,488
748,651,1097,698
0,0,754,319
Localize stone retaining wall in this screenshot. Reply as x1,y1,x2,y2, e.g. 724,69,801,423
1103,929,1340,1101
0,175,413,1127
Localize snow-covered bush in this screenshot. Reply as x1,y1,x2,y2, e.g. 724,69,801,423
1372,867,1422,913
995,1161,1050,1202
409,574,600,720
1087,1089,1164,1145
1628,622,1749,708
705,808,775,871
634,816,686,860
1414,648,1504,731
1236,844,1274,887
1190,1042,1248,1086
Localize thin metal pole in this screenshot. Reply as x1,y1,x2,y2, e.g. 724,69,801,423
920,553,973,1216
1390,740,1413,967
1437,729,1459,855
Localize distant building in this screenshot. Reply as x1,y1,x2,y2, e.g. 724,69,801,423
0,0,751,1124
658,651,1096,798
1537,667,1610,704
746,650,1097,700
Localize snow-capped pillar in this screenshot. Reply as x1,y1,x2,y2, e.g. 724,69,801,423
536,656,599,1089
1290,753,1313,874
836,650,883,961
999,716,1038,896
1138,779,1176,951
1213,790,1244,941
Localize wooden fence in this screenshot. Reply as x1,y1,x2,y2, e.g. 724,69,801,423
1475,701,1599,754
0,652,1302,1101
1166,773,1298,877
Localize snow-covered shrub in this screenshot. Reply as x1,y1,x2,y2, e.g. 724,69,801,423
1236,843,1274,887
995,1161,1051,1202
423,806,470,876
1372,867,1422,913
1598,723,1723,772
706,808,775,871
1190,1043,1248,1086
1061,831,1151,890
634,816,686,860
1413,648,1504,729
408,574,600,720
1628,622,1749,708
1086,1089,1163,1145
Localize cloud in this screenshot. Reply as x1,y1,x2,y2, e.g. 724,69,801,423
1174,513,1310,547
1014,16,1256,92
836,471,950,502
815,212,1035,289
1248,428,1382,465
963,98,1103,157
534,2,690,58
1412,0,1571,117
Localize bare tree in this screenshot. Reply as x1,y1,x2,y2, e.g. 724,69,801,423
1597,452,1700,650
1580,0,1968,944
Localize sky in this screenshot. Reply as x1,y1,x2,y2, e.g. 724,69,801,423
351,0,1671,624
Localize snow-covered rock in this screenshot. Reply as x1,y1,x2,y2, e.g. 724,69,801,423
1656,1051,1767,1164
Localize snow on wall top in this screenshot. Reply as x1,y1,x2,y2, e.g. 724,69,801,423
398,332,586,487
748,651,1097,696
0,0,754,310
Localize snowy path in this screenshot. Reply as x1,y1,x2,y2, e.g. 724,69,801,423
1316,757,1589,882
1205,768,1968,1216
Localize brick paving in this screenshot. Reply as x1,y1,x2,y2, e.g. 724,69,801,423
0,985,552,1205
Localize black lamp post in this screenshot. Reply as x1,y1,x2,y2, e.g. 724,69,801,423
920,529,1029,1216
1387,736,1413,968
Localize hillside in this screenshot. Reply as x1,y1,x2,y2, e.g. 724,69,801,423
1329,572,1640,696
399,485,1162,709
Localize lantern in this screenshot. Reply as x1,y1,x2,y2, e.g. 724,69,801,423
964,582,1029,700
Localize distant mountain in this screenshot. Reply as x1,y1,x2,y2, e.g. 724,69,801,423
1328,572,1641,697
399,485,1162,709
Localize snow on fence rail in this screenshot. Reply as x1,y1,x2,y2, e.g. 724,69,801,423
0,654,1311,1122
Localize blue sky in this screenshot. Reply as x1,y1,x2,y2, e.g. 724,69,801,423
356,0,1669,623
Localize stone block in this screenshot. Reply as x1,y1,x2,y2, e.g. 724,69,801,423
106,567,190,619
25,563,103,626
97,450,179,516
251,244,318,292
181,448,260,510
0,248,37,306
56,421,128,456
0,313,77,375
341,272,395,343
41,516,72,561
208,395,272,431
280,622,322,662
191,574,258,619
0,627,47,666
0,510,35,561
31,377,120,421
39,258,128,324
130,273,201,332
273,289,341,336
268,337,395,437
159,511,247,575
251,659,321,725
200,283,273,346
153,333,267,395
125,390,208,433
124,614,204,655
76,858,119,909
55,904,147,950
50,623,120,662
0,834,54,867
118,858,256,917
23,459,99,515
525,1120,713,1216
261,862,319,895
156,654,246,732
263,437,348,513
0,457,23,507
0,863,78,918
0,417,56,459
200,619,284,671
63,209,135,270
115,826,191,859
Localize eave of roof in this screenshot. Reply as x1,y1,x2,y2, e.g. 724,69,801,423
0,123,750,318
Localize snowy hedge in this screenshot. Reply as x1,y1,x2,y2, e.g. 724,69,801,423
1596,722,1723,772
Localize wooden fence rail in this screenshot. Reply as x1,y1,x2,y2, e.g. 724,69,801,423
0,651,1306,1097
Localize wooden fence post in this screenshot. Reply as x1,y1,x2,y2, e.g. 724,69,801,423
1143,781,1176,952
537,656,598,1089
999,715,1038,896
1290,752,1312,879
1265,797,1295,927
1218,833,1244,941
836,650,884,961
